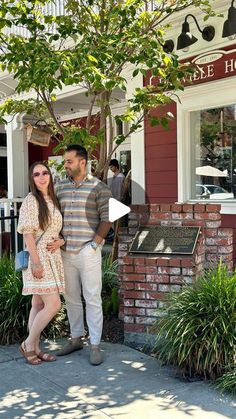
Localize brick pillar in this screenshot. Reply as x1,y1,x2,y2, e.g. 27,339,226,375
118,203,233,350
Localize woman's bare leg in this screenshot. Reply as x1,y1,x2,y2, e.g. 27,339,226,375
24,293,61,353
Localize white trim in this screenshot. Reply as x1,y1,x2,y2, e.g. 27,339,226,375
176,76,236,213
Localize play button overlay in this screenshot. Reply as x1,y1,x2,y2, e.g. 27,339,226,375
109,198,130,222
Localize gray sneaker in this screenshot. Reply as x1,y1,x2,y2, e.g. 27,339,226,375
57,337,84,356
90,345,103,365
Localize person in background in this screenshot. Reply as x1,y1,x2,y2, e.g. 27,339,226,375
0,185,7,198
55,144,112,365
17,162,65,365
109,159,125,202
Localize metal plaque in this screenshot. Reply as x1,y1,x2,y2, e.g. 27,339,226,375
129,226,200,255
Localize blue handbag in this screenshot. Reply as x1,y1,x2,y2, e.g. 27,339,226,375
15,250,29,272
15,230,46,272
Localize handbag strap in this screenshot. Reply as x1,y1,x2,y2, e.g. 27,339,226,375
35,228,48,246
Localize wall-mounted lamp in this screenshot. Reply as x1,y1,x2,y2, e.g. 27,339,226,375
176,14,215,51
163,39,174,53
222,0,236,39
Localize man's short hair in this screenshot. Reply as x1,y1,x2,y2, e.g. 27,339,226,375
66,144,88,162
109,158,119,169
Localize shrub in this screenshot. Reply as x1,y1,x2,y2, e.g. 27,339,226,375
102,255,119,316
152,264,236,380
215,368,236,395
0,255,67,344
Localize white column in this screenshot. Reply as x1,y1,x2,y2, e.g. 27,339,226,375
5,114,28,198
126,69,145,204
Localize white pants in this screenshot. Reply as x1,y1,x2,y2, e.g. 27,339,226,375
62,246,103,345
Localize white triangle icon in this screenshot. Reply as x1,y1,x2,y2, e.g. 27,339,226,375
109,198,130,222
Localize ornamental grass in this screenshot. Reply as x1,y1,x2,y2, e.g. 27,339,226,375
153,263,236,380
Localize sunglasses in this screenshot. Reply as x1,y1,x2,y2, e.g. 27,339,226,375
32,171,50,178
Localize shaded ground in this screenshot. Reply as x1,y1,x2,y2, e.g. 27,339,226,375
102,315,124,344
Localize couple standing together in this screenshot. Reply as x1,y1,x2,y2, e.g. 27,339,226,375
17,144,112,366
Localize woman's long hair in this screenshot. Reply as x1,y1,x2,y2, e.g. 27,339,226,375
29,161,60,231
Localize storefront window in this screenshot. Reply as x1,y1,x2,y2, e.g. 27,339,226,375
190,105,236,200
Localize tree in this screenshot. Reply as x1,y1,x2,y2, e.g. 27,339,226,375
0,0,215,179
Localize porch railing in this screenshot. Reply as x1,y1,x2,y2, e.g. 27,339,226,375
0,198,24,256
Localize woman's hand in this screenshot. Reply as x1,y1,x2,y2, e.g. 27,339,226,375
31,263,43,278
46,237,65,253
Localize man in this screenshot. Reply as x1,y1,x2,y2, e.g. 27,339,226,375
109,159,125,202
56,145,112,365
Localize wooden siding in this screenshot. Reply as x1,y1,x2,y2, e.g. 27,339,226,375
145,102,178,203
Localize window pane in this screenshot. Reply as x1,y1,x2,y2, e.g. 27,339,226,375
190,105,236,200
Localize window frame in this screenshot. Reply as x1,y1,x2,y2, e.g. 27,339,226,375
176,77,236,214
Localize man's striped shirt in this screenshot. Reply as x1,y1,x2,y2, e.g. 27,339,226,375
55,175,111,253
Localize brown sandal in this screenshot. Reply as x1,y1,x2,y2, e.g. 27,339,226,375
19,342,42,365
37,351,56,362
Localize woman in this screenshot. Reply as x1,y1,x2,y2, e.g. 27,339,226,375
17,162,65,365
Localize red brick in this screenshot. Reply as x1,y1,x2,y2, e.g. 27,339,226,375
122,282,134,290
146,274,170,283
124,324,146,333
160,204,171,211
182,204,194,212
183,220,206,227
135,300,157,308
206,204,221,212
156,258,170,266
205,228,218,237
218,245,233,254
170,276,184,284
123,316,134,323
135,266,157,274
195,212,221,221
150,204,160,212
157,266,171,275
121,274,146,282
135,317,156,325
205,221,222,228
181,259,194,267
169,258,181,267
135,283,157,291
124,290,145,299
150,212,171,220
207,237,233,246
123,256,134,265
171,204,182,212
124,307,145,316
218,228,233,237
123,299,134,307
194,204,206,212
205,246,218,254
172,212,193,220
133,257,145,265
123,265,134,273
137,204,149,213
146,258,158,265
146,292,166,300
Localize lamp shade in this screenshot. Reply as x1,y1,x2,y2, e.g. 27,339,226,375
222,5,236,38
177,22,198,50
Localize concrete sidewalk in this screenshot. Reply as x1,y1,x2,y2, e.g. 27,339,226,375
0,339,235,419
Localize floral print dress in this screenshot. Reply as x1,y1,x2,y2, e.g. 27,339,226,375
17,193,65,295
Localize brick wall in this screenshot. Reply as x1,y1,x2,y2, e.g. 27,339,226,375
118,203,233,350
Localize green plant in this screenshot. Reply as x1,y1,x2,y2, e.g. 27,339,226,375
102,255,119,316
215,368,236,395
0,254,31,344
152,264,236,380
0,254,67,344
